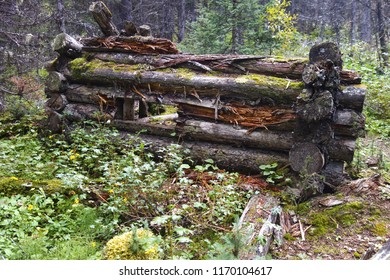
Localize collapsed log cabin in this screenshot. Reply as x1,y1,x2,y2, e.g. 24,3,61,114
45,2,366,196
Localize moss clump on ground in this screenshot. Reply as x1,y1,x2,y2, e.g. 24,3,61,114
103,228,160,260
0,177,70,196
305,201,365,238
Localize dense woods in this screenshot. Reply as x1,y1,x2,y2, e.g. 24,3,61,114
0,0,389,262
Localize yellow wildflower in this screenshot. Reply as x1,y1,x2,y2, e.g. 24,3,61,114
123,197,128,203
108,189,114,194
91,242,96,248
9,176,18,181
74,198,80,204
27,204,34,211
69,155,76,161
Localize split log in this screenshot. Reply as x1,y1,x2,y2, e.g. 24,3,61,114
89,1,119,37
332,109,365,137
46,109,65,133
236,194,282,259
81,36,179,55
90,52,361,84
327,137,356,162
52,33,82,58
45,94,68,112
45,71,67,93
320,161,347,187
371,239,390,260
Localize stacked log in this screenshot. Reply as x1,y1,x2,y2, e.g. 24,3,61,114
45,1,366,193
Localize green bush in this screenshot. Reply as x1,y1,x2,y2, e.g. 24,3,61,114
103,228,160,260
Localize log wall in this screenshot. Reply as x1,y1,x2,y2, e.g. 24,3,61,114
45,6,366,189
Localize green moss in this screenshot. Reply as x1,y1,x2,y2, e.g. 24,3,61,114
235,74,304,90
306,201,365,238
0,176,71,196
353,252,361,258
283,233,296,241
176,68,196,79
371,222,387,236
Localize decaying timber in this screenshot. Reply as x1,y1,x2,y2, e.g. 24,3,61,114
45,4,366,195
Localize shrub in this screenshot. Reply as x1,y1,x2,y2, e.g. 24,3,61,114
103,228,160,260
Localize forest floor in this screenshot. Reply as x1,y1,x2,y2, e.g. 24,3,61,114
270,136,390,260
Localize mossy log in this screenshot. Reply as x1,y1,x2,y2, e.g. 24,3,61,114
66,58,304,104
90,52,361,84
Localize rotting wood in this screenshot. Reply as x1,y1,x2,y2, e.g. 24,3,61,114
60,84,365,138
66,59,303,104
88,52,361,84
236,194,280,259
81,36,179,55
89,1,119,37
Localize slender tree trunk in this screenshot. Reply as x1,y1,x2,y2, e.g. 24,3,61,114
177,0,186,42
359,0,372,43
350,0,357,45
376,0,389,67
231,0,238,54
57,0,66,33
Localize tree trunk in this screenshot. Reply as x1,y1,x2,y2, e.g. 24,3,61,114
89,1,119,37
56,0,66,33
376,0,389,67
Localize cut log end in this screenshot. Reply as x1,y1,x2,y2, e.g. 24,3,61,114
289,142,325,174
309,42,343,68
295,90,334,122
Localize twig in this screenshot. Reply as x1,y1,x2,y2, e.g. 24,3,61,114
132,86,146,99
299,219,305,241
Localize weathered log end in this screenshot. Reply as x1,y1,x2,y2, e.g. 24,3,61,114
295,90,334,122
289,142,325,174
52,33,82,58
309,42,343,68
